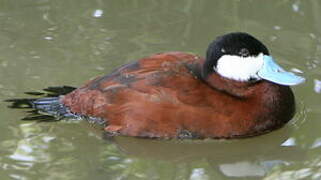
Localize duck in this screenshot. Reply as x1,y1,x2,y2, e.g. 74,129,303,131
27,32,305,139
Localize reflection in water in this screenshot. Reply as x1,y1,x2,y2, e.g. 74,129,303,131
5,123,51,179
219,161,265,177
292,2,300,13
314,79,321,93
281,137,296,147
311,138,321,149
190,168,208,180
92,9,103,18
100,127,305,179
9,123,54,163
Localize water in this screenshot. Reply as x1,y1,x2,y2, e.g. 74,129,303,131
0,0,321,179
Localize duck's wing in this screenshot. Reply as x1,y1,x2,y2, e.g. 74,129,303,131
59,53,205,135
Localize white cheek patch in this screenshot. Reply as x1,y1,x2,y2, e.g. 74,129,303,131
215,53,264,81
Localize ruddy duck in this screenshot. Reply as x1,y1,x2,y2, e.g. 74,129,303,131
15,32,305,139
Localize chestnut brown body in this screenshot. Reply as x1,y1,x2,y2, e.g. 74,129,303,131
61,52,295,138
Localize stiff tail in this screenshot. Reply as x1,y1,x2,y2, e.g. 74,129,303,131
6,86,77,121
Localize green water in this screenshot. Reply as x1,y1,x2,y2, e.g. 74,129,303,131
1,0,321,179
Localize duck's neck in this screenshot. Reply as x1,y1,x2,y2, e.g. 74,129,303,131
203,73,260,98
186,60,259,98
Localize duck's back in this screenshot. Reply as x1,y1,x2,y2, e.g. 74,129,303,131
61,52,211,137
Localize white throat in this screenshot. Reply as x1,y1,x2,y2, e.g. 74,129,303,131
215,53,264,81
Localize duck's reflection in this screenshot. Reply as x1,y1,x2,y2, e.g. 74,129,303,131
105,126,306,179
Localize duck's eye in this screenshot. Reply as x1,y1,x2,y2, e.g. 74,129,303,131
239,48,250,57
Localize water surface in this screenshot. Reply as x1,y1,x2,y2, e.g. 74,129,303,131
1,0,321,179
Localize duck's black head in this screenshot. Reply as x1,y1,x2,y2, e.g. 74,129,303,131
203,32,269,81
202,32,304,85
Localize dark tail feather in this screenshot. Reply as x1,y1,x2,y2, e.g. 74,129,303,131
5,86,77,121
6,98,36,109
